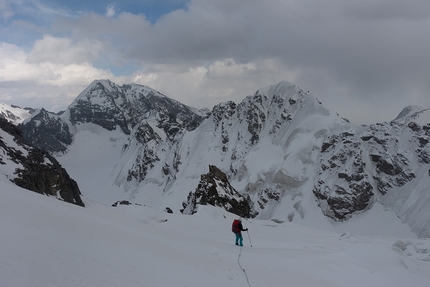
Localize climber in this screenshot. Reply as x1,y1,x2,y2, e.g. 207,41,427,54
232,217,248,246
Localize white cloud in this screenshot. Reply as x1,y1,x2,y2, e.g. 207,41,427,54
28,35,104,65
0,42,46,82
123,58,299,110
0,38,114,111
0,35,108,86
105,3,116,18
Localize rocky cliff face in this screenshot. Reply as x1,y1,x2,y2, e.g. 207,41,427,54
0,118,84,206
20,109,72,153
312,112,430,236
314,131,374,221
181,165,252,218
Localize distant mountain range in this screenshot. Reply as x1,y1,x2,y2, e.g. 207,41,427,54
1,80,429,237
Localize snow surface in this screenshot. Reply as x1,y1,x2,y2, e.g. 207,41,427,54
1,178,430,287
0,102,32,125
393,105,430,126
57,123,128,205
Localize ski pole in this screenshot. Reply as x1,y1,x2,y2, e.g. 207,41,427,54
247,230,252,247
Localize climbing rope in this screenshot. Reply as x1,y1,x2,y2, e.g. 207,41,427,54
237,247,252,287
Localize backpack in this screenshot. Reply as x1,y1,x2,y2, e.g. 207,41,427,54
232,219,240,233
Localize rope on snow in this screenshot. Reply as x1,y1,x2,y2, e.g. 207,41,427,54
237,247,251,287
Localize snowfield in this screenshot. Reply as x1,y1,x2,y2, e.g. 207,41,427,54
1,179,429,287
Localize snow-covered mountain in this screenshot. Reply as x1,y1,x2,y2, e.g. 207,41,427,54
15,79,430,238
0,102,34,125
20,80,209,153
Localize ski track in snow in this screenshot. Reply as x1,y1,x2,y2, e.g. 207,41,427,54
1,180,430,287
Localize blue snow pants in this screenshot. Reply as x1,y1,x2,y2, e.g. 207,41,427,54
235,232,243,246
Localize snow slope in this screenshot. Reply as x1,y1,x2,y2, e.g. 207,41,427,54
393,105,430,126
1,178,429,287
56,123,128,204
0,102,32,125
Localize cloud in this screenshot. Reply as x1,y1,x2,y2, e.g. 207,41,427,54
27,35,104,65
93,1,429,100
0,38,115,111
341,0,430,21
0,0,14,20
124,58,299,110
105,3,116,18
31,0,75,18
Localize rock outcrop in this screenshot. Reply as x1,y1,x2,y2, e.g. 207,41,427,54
181,165,252,218
0,118,84,206
19,109,72,153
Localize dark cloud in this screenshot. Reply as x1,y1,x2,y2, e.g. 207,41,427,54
341,0,430,21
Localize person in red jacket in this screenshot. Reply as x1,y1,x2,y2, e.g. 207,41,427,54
232,217,248,246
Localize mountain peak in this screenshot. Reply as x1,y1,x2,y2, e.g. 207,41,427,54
256,81,300,99
393,105,430,126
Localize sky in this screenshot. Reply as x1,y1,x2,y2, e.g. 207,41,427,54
0,0,429,124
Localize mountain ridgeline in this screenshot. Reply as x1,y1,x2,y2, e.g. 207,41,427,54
13,79,430,238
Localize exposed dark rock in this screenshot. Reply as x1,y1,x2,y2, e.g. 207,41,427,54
0,118,84,207
315,132,374,221
408,122,420,132
365,123,418,195
315,118,427,223
70,96,129,134
212,101,236,127
111,200,144,207
256,188,281,211
126,145,160,182
112,200,132,207
19,109,72,153
181,165,252,218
